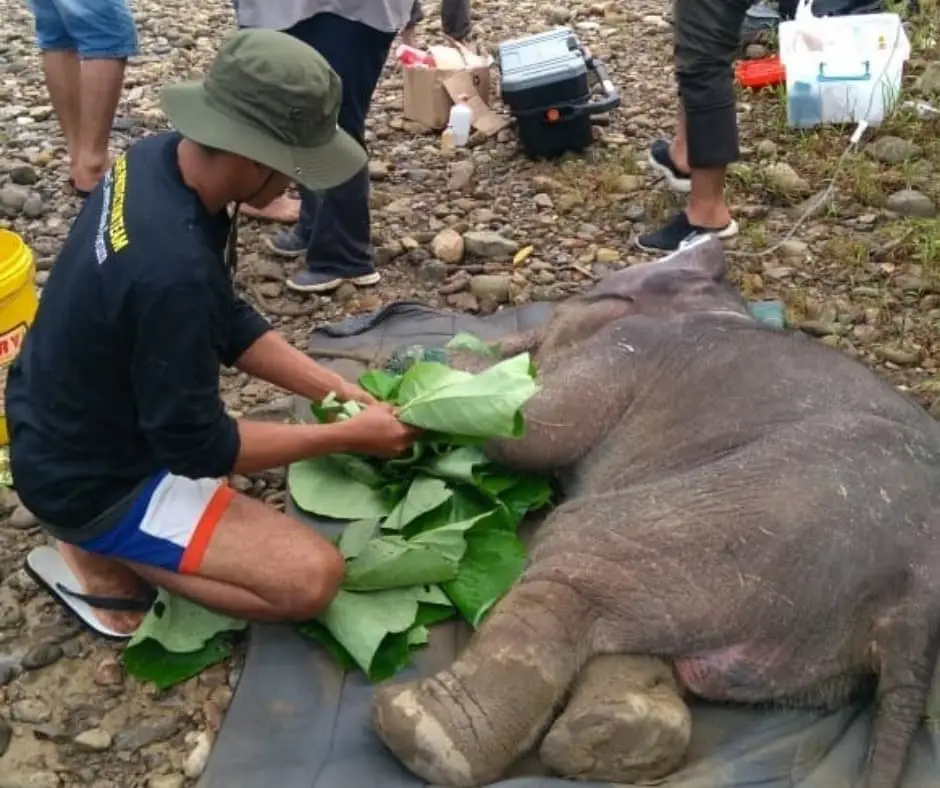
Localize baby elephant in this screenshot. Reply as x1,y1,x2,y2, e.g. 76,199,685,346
371,237,940,788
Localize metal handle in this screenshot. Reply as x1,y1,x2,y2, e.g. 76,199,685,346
583,58,621,115
817,60,872,82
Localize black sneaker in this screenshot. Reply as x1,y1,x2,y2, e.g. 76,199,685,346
636,212,739,253
648,139,691,194
286,268,381,294
265,225,308,258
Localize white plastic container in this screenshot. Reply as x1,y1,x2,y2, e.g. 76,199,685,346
779,11,911,128
447,96,473,146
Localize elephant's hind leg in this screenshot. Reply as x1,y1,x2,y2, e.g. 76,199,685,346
539,655,692,782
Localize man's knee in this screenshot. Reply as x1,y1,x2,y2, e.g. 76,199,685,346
676,63,736,113
272,545,345,621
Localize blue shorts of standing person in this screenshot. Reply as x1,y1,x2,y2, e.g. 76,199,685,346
30,0,137,58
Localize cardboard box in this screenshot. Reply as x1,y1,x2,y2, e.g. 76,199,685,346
403,65,492,130
402,45,494,131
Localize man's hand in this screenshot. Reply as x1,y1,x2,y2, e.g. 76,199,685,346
338,404,420,458
338,382,378,407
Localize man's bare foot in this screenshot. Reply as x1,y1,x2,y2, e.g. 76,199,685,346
239,194,301,224
71,154,113,194
57,541,149,633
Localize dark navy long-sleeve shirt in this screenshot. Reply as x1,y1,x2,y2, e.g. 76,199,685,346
5,132,270,534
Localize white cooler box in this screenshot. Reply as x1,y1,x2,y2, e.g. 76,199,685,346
779,10,911,128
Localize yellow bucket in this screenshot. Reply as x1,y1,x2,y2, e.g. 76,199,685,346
0,229,38,447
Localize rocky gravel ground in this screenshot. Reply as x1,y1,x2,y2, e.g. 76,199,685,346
0,0,938,785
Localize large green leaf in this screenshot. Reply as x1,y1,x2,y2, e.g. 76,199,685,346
397,361,473,404
343,536,461,591
443,530,527,627
408,512,493,561
316,586,452,677
123,634,234,691
397,354,538,438
289,455,391,520
477,474,555,520
338,519,380,559
123,591,246,690
297,599,455,682
383,475,453,531
422,445,489,485
127,590,245,654
358,369,402,402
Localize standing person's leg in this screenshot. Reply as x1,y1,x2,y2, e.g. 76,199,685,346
29,0,82,187
400,0,424,47
269,13,395,294
233,0,302,225
637,0,750,253
61,0,138,193
441,0,472,41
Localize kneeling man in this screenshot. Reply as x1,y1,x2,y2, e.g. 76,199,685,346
6,29,418,637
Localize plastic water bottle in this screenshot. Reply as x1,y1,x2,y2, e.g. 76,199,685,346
447,95,473,147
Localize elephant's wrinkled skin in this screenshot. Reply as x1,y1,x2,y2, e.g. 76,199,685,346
371,237,940,788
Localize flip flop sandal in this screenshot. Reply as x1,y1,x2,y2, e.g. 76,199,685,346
25,545,156,641
67,178,91,199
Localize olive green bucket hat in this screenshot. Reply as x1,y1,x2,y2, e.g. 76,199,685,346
161,28,366,191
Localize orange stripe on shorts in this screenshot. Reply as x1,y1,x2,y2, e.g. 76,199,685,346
178,483,237,575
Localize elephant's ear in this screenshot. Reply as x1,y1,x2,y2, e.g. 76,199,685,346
657,235,727,281
589,236,728,305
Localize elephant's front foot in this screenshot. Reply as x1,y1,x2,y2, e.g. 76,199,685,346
539,655,692,783
372,671,497,788
372,582,587,786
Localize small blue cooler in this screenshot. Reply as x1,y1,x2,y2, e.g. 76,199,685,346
498,28,620,160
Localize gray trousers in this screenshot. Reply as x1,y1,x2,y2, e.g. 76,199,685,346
407,0,472,40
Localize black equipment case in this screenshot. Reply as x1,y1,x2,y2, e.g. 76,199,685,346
497,28,620,160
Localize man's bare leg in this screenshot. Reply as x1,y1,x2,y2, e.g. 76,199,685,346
73,58,126,192
59,492,345,625
669,106,689,174
687,167,732,228
57,541,150,633
399,24,418,47
239,192,302,224
667,107,731,228
42,50,83,168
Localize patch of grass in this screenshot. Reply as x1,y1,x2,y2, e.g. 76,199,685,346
742,221,768,248
643,189,678,224
892,218,940,269
538,145,646,219
782,285,811,323
841,155,886,207
821,235,872,268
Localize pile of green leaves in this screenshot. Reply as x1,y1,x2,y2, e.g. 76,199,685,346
289,342,554,681
123,338,553,688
